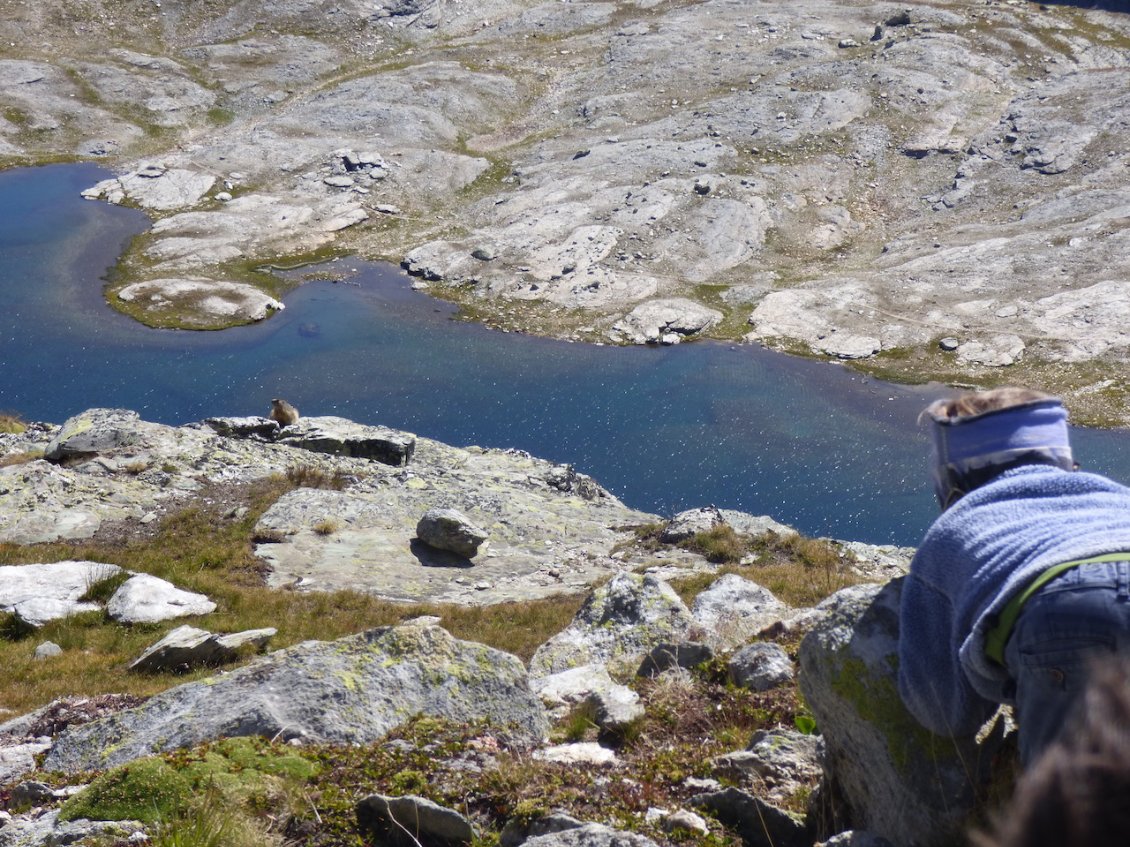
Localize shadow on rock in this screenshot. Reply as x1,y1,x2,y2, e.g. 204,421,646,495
410,538,476,569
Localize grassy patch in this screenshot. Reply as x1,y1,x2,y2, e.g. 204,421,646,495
621,522,863,609
59,735,318,845
205,106,235,126
78,569,132,604
0,473,586,714
0,450,43,468
0,413,27,434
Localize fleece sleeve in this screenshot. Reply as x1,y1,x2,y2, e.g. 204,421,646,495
897,571,998,738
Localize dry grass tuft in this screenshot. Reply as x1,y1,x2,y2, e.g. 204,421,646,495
0,413,27,434
284,466,351,490
0,450,43,468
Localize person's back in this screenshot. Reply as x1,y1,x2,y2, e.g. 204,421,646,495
897,387,1130,763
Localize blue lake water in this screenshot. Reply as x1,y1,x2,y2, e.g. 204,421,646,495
3,163,1130,546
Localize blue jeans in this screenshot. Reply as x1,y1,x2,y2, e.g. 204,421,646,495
1003,560,1130,765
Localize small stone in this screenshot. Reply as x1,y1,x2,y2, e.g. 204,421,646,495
34,641,62,660
728,642,794,691
939,337,960,351
662,809,709,835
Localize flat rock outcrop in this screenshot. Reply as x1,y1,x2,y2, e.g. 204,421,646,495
252,442,656,605
1,409,656,605
42,620,548,774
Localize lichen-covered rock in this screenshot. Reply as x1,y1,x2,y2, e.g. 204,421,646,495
531,664,639,728
690,787,809,847
529,572,695,678
43,621,548,773
728,642,794,692
797,580,1004,846
660,506,725,542
3,409,657,605
499,811,584,847
710,728,822,807
522,822,660,847
0,811,146,847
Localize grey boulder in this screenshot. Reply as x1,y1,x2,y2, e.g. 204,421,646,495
798,580,1004,847
660,506,724,542
129,624,276,673
356,794,474,847
529,572,695,678
692,573,790,649
712,729,822,807
416,508,489,558
523,822,660,847
690,787,809,847
43,621,548,773
728,642,794,692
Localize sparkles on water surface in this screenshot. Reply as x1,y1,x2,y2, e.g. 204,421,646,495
2,164,1130,546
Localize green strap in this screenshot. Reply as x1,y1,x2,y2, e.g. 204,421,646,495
984,552,1130,666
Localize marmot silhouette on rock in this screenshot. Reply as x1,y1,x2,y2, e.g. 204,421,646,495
269,398,300,426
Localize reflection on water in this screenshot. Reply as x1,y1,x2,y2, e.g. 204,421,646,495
2,164,1129,546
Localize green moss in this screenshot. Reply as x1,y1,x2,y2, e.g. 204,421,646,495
830,656,953,773
206,106,235,126
59,757,192,824
59,737,319,825
1,106,32,129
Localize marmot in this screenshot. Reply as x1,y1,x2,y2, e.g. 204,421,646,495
269,398,300,426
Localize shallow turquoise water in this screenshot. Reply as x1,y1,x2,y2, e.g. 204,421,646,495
2,164,1129,545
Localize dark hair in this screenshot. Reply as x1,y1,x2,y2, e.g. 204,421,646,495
973,658,1130,846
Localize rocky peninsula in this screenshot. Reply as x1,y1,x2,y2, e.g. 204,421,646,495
1,1,1129,420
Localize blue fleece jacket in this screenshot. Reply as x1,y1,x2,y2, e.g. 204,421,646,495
897,464,1130,737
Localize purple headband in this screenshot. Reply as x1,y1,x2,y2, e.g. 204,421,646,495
928,398,1074,508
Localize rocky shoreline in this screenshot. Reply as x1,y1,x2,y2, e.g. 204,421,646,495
1,1,1129,419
